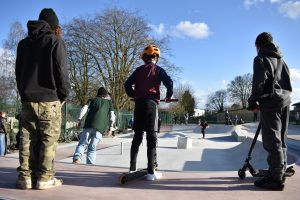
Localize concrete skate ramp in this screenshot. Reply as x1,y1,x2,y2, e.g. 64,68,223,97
58,124,298,172
183,137,297,171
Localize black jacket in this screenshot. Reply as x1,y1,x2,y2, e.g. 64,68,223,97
0,117,6,133
248,43,292,111
16,20,70,102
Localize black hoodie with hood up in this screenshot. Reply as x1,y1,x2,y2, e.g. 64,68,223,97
248,43,292,111
15,20,70,103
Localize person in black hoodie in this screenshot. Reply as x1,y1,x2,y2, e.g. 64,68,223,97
248,32,292,191
124,44,173,181
15,8,70,190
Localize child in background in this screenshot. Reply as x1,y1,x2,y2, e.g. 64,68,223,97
73,87,113,164
200,119,209,139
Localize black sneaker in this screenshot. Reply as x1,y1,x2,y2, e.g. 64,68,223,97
254,177,284,191
129,166,136,172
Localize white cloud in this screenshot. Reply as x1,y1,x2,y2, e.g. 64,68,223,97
0,47,4,55
243,0,282,7
243,0,300,20
194,88,211,109
149,21,212,40
270,0,282,3
279,1,300,19
289,68,300,104
173,21,211,39
290,68,300,83
291,87,300,104
149,23,165,35
244,0,265,8
221,80,228,89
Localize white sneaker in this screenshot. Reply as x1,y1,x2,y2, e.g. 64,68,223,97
129,170,137,173
16,179,32,189
146,171,162,181
36,177,63,190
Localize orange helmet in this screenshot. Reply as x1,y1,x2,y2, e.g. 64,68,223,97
140,44,160,59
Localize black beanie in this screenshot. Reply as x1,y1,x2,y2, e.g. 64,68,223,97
97,87,108,96
39,8,59,27
255,32,273,47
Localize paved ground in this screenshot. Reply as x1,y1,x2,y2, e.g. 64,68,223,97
0,123,299,200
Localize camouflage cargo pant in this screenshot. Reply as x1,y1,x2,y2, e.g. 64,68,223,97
18,101,62,182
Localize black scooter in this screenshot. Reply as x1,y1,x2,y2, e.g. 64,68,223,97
238,122,295,179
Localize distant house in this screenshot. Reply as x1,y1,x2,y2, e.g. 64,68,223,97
194,109,205,117
292,102,300,112
290,102,300,122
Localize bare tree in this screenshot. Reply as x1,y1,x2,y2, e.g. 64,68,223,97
227,73,252,108
1,21,26,104
3,21,26,56
172,83,193,102
64,8,179,109
206,89,227,113
64,19,100,105
0,73,15,104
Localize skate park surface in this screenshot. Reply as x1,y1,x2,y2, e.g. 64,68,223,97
0,123,300,200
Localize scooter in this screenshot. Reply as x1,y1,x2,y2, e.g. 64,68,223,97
119,168,148,184
238,122,295,179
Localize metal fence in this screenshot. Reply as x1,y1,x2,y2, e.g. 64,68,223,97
64,103,175,130
2,101,299,147
204,109,260,124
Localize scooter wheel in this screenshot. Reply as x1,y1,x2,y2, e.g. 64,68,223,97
119,174,127,185
286,167,295,176
238,169,246,179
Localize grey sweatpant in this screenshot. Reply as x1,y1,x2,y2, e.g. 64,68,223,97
260,106,289,181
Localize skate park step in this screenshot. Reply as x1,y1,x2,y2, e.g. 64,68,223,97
177,136,193,149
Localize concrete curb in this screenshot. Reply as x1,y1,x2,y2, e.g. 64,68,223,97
231,125,248,142
232,123,300,152
287,138,300,152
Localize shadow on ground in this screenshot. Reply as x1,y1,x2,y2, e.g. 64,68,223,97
0,166,260,192
183,138,297,171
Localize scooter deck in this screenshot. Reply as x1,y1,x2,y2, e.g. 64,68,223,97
119,169,148,184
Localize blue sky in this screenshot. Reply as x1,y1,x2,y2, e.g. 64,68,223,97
1,0,300,109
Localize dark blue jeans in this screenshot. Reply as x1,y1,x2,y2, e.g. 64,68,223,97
0,133,6,156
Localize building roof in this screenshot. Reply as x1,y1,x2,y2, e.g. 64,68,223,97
292,102,300,106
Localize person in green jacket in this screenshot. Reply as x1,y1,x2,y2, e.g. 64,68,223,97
73,87,113,164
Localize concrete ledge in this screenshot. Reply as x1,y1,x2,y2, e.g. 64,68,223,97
231,125,248,142
122,128,134,134
177,137,192,149
287,138,300,152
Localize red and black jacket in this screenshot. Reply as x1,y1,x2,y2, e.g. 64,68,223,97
124,63,173,104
